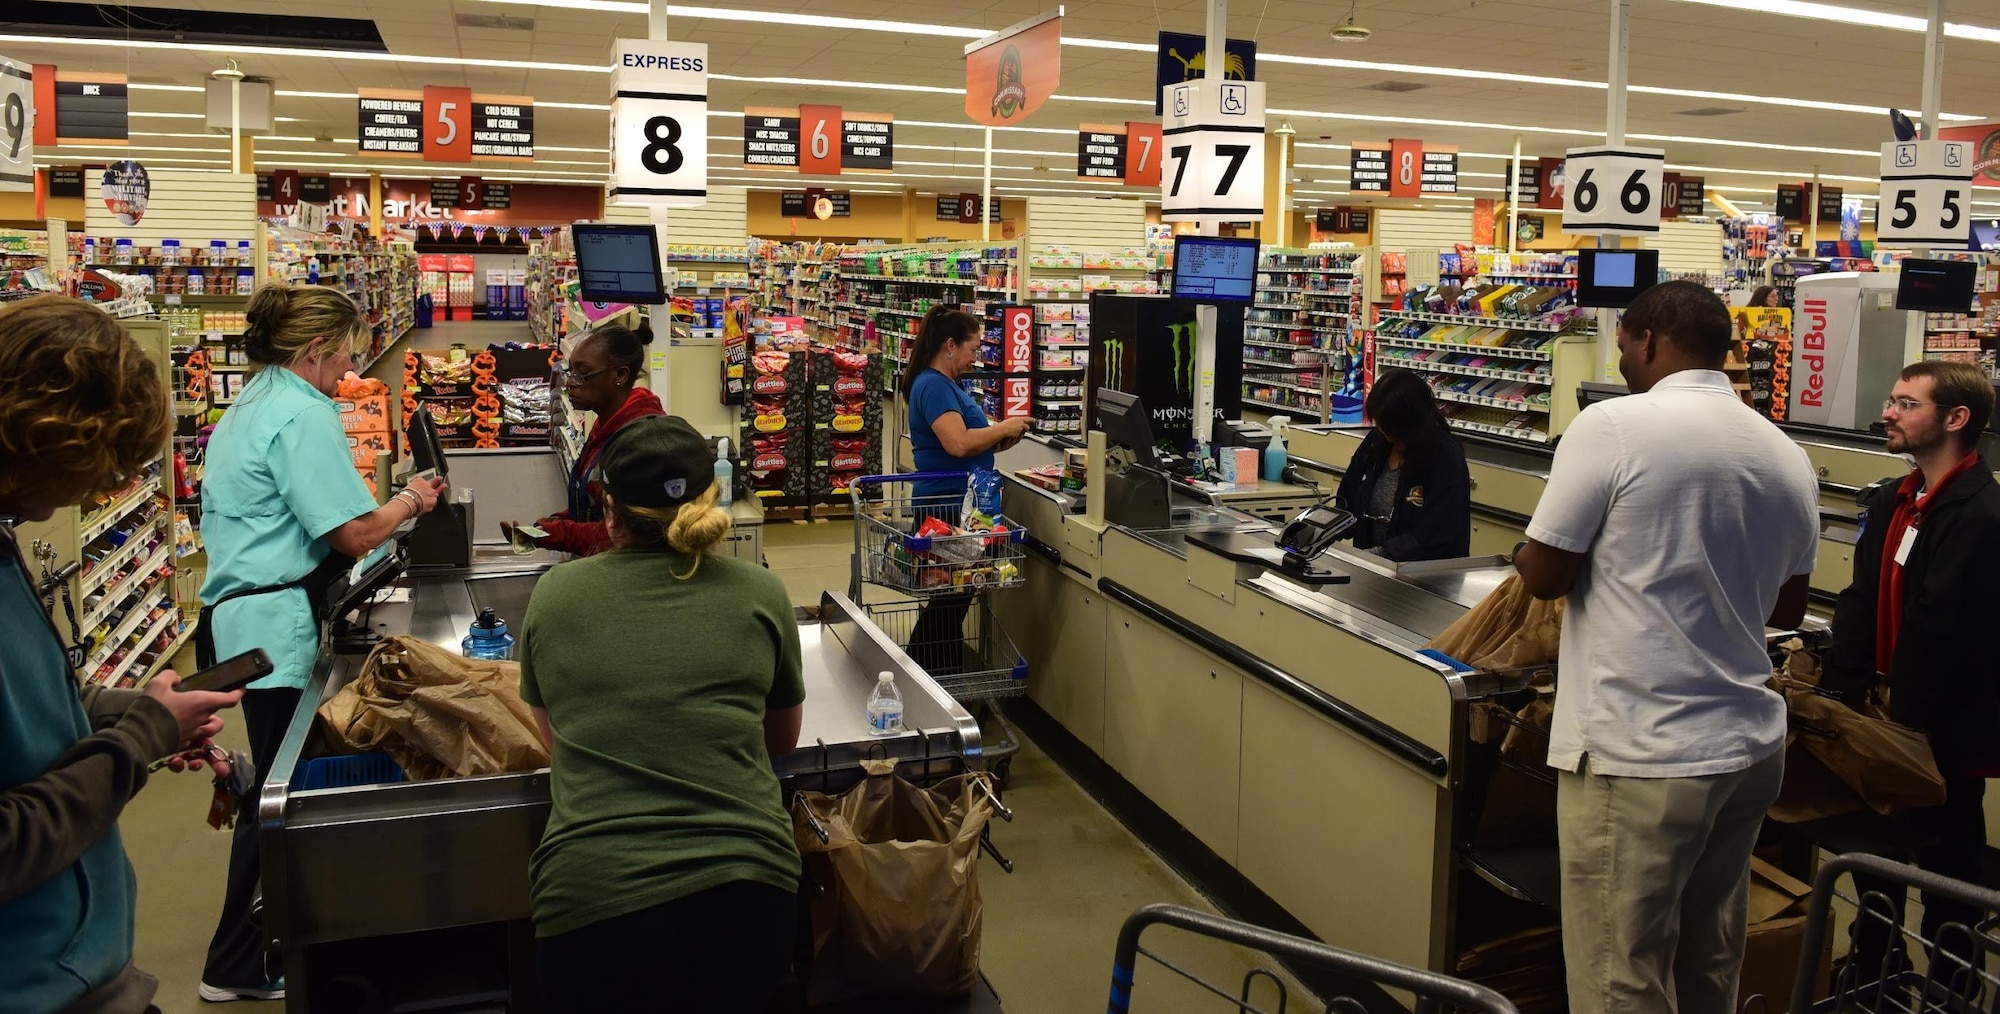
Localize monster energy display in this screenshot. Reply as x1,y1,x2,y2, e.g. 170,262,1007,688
1090,295,1243,448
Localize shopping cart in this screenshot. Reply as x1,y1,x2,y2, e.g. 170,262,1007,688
1107,904,1519,1014
1768,852,2000,1014
848,472,1031,782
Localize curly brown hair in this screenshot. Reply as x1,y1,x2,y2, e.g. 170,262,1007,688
0,295,171,507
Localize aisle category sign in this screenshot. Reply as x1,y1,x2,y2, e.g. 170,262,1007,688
1675,175,1705,217
1124,121,1162,188
472,97,535,159
424,85,473,163
479,182,513,209
1421,146,1458,194
1876,139,1975,248
841,113,894,170
0,58,32,192
1349,143,1391,194
48,167,84,198
1077,124,1128,179
358,90,424,155
52,74,127,143
1560,146,1666,235
299,174,332,203
935,194,1000,222
610,39,709,207
743,106,893,173
1513,161,1540,201
743,109,801,167
1160,79,1265,221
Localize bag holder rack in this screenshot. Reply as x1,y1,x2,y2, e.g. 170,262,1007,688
787,740,1017,879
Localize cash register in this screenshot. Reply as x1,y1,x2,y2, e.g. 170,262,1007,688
1096,390,1173,529
404,406,475,568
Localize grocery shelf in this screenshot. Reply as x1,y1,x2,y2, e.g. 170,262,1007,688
88,586,173,671
1448,418,1552,444
82,478,163,543
1244,397,1325,417
141,621,198,686
1368,335,1554,361
1380,311,1571,333
83,543,174,632
1433,389,1551,414
1377,343,1553,384
80,515,169,598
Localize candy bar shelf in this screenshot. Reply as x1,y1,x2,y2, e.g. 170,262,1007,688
15,319,197,688
1366,308,1598,443
1244,249,1368,424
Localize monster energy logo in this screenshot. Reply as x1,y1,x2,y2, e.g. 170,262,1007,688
1166,322,1196,398
1103,334,1126,385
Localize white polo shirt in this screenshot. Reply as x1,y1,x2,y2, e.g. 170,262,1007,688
1529,370,1819,778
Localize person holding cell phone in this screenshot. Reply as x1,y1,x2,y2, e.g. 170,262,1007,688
194,283,445,1003
0,295,245,1014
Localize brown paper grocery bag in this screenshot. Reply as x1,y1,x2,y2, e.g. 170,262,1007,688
316,635,550,781
1780,680,1945,815
1425,572,1565,671
791,762,997,1004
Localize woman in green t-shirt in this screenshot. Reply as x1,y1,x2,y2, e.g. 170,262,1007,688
519,415,806,1013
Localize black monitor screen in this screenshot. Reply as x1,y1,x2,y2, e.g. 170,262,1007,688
572,224,666,305
407,404,449,480
1577,249,1660,308
1095,389,1159,467
1171,235,1260,303
1895,258,1977,313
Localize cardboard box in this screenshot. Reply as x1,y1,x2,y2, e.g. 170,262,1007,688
1738,858,1832,1012
346,432,393,470
334,394,392,433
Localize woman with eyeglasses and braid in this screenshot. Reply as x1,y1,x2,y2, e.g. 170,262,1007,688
501,322,664,558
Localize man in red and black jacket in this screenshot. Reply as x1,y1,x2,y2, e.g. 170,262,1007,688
1822,360,2000,974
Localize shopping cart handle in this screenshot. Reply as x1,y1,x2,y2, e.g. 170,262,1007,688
851,472,971,487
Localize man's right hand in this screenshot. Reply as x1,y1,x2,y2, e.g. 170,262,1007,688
143,671,243,749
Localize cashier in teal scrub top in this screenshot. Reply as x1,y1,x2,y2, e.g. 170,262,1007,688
193,283,444,1001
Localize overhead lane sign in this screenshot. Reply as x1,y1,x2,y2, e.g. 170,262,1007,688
610,39,710,207
1159,78,1266,221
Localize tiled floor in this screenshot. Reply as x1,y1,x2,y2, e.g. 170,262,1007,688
120,504,1298,1013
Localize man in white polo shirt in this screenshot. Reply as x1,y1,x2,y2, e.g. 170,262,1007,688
1514,280,1819,1014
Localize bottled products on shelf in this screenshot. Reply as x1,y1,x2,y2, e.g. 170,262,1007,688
1244,249,1365,422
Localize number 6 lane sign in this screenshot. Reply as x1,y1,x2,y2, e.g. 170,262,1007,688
1159,79,1265,221
1561,145,1666,235
1876,140,1975,248
610,39,710,208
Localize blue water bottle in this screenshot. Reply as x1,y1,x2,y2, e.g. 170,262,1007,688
462,607,516,661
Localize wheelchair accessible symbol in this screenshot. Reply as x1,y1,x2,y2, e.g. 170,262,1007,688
1221,83,1247,115
1171,86,1191,118
1895,143,1917,168
1945,144,1964,168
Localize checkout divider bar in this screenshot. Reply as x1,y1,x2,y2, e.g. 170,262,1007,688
1095,578,1450,778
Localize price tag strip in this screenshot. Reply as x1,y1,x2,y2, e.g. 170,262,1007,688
1159,79,1266,221
1877,140,1975,249
610,40,710,207
1561,145,1666,235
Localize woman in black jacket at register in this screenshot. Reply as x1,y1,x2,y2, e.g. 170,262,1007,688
1334,369,1473,562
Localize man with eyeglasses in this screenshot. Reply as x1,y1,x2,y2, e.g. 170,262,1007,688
1822,360,2000,983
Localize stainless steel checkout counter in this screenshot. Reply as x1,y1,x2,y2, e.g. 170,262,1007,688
256,552,989,1012
990,472,1823,995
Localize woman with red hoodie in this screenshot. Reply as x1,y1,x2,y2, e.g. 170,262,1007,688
504,322,665,556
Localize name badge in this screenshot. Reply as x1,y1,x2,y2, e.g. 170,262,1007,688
1894,524,1919,567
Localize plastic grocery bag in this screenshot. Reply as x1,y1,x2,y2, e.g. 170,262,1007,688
316,635,550,781
1425,572,1565,671
790,761,999,1004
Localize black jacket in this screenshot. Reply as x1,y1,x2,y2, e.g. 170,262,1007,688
1332,428,1472,562
1822,455,2000,774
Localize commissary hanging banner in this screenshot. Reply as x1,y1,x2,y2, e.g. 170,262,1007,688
0,57,32,192
964,9,1062,127
610,39,709,207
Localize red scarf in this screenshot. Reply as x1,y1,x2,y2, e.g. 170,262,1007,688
1875,450,1981,674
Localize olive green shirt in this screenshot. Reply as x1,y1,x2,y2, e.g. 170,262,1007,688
519,548,805,937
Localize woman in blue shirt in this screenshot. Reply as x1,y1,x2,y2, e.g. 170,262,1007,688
898,308,1028,672
196,283,444,1001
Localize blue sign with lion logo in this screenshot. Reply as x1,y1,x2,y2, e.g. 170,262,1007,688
1155,32,1257,115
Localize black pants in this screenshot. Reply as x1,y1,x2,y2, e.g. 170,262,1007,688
907,502,971,676
202,686,303,988
535,880,797,1013
1848,775,1990,980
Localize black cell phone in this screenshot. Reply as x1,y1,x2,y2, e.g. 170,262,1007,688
179,648,274,694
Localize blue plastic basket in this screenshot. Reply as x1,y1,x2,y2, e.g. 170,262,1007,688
295,752,405,791
1329,393,1365,425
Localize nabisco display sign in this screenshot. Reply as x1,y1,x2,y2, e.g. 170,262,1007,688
1000,304,1034,420
1789,285,1862,428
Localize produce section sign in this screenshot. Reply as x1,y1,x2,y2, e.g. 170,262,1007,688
964,9,1062,126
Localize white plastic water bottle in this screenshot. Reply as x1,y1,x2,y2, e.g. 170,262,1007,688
866,672,904,736
715,437,734,508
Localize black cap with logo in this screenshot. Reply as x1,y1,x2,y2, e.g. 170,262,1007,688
598,415,714,509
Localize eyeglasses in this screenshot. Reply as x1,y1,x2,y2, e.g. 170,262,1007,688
1883,397,1938,414
561,366,612,387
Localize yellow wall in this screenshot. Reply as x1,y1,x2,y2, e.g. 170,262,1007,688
746,190,1028,243
0,190,86,227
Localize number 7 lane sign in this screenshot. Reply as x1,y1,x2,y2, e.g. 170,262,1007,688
610,39,710,208
1158,79,1265,221
1561,145,1665,235
1876,140,1975,248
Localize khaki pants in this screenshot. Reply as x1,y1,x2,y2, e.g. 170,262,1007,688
1558,749,1785,1014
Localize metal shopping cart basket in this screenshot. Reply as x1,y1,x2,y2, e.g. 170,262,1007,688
848,472,1031,781
1107,904,1518,1014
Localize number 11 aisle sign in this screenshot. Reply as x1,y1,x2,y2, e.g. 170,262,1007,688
1159,79,1265,221
610,39,709,207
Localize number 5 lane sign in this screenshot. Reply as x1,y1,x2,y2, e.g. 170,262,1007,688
610,39,709,208
1159,79,1265,221
1561,145,1666,235
1876,140,1975,248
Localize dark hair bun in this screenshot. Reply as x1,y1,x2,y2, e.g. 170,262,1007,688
243,284,293,362
634,318,656,346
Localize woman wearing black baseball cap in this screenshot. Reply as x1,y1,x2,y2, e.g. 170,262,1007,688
517,415,805,1011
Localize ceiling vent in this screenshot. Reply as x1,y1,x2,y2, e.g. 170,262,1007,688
9,1,388,51
1364,81,1427,93
457,13,537,31
1677,106,1745,117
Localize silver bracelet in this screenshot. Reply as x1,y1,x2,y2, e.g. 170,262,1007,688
397,489,423,517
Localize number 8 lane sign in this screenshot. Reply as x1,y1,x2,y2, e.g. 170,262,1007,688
1560,145,1666,235
610,39,709,208
1159,79,1266,221
1876,140,1975,248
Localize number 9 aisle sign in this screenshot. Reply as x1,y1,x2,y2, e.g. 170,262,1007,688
1561,145,1666,235
1877,140,1975,248
610,39,709,207
1159,79,1265,221
0,57,31,193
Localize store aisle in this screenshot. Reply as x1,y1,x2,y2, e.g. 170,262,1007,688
118,518,1300,1013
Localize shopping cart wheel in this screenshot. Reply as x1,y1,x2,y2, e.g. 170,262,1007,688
991,755,1014,790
